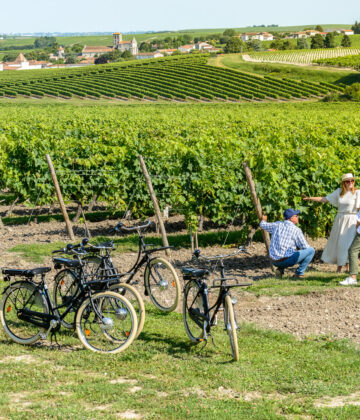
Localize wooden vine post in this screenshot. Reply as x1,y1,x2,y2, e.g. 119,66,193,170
138,155,170,257
46,154,75,241
242,162,272,262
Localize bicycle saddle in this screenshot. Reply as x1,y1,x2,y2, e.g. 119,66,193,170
2,267,52,277
52,258,81,268
181,267,210,277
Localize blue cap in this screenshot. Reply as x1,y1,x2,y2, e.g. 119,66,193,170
283,208,300,220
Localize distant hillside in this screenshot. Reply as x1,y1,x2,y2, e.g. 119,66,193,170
0,54,343,102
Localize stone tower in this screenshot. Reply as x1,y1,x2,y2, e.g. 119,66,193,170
113,32,122,48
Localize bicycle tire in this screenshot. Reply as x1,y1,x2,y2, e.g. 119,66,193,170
75,291,137,354
109,283,145,339
0,281,49,345
224,295,239,361
144,257,180,312
183,280,205,343
52,269,80,329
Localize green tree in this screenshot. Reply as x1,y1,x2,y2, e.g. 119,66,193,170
311,34,324,49
71,44,84,54
341,34,352,47
139,42,152,52
351,21,360,34
2,53,17,62
223,29,236,37
324,32,335,48
315,25,324,32
34,36,56,48
94,55,108,64
171,49,182,55
65,54,78,64
246,39,262,51
270,39,282,49
224,36,244,53
280,39,292,50
297,38,309,49
121,50,133,59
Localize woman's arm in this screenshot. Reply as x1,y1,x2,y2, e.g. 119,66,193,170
303,196,328,203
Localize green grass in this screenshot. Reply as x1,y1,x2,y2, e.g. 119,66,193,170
211,53,360,85
1,303,360,418
8,229,249,263
245,271,344,297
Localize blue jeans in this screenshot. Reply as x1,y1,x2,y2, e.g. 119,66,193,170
272,247,315,276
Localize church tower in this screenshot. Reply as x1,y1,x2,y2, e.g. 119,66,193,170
113,32,122,48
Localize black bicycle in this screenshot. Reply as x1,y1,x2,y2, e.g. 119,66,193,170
52,240,145,338
181,246,251,361
81,219,181,312
0,260,138,354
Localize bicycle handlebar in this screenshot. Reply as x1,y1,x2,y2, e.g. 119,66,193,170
112,219,152,234
193,245,250,261
52,240,88,256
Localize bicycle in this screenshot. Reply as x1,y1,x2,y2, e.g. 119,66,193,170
181,246,251,361
0,263,138,354
52,240,145,338
86,219,181,312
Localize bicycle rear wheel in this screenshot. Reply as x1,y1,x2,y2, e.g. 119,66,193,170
0,281,49,345
183,280,205,343
144,257,180,312
224,295,239,361
109,283,145,339
53,269,80,329
75,291,137,354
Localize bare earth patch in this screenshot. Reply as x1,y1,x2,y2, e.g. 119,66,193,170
314,392,360,408
0,355,38,364
116,410,143,419
109,378,138,385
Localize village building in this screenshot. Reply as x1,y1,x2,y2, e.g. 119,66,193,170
81,45,114,57
341,29,355,35
240,32,274,41
135,52,164,60
178,44,195,53
0,53,49,71
113,32,138,54
81,33,138,58
156,48,177,55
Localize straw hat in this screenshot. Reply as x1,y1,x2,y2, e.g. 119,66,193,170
341,173,356,182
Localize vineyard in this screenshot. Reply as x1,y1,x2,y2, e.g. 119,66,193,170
0,101,359,237
0,55,342,101
244,48,360,65
315,54,360,70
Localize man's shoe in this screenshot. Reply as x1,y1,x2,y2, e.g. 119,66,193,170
339,277,358,286
293,274,305,279
274,267,284,277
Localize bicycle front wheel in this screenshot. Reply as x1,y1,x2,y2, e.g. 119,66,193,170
144,257,180,312
224,295,239,361
0,281,49,345
109,283,145,339
183,280,205,343
75,291,137,354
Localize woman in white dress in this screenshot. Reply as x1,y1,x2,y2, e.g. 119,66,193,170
303,173,360,272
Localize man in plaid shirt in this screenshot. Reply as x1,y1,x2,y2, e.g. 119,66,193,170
260,208,315,278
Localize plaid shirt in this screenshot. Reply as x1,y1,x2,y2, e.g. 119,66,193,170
260,220,310,260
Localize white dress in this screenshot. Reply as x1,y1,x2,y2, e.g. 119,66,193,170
321,188,360,266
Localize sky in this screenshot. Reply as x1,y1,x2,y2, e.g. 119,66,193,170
1,0,358,33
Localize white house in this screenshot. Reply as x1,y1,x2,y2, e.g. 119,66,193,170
240,32,274,41
178,44,195,53
195,42,213,50
0,63,3,71
1,53,48,71
341,29,354,35
135,52,164,60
